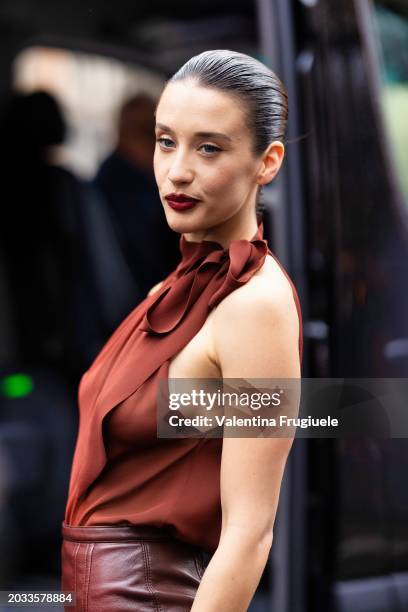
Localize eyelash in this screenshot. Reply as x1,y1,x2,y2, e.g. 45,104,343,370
156,137,222,155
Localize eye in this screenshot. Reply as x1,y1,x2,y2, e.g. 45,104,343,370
156,137,175,149
199,144,222,155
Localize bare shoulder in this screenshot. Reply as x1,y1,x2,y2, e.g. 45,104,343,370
210,254,300,378
215,253,298,321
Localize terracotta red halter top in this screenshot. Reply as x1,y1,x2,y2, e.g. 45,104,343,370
63,221,303,552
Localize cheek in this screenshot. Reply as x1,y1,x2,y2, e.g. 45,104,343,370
202,157,255,197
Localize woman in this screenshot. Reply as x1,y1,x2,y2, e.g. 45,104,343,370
61,49,302,611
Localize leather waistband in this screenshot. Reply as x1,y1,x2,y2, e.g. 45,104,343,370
61,521,177,543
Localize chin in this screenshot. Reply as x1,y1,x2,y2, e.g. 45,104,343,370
163,208,211,235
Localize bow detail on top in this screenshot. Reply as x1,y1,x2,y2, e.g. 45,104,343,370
138,223,268,335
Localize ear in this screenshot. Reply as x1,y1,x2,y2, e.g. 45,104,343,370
256,141,285,186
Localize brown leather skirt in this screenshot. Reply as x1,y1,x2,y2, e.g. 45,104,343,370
60,521,212,611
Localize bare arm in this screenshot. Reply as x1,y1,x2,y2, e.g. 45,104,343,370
190,277,300,611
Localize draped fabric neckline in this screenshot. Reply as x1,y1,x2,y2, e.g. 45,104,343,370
138,222,269,335
64,219,303,519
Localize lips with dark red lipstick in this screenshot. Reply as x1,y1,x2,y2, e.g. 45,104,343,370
165,192,200,211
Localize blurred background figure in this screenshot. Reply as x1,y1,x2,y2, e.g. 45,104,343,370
0,91,82,381
92,93,180,299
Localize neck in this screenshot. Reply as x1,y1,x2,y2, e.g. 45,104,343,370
182,211,259,250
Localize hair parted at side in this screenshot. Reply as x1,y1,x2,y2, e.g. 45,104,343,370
165,49,289,220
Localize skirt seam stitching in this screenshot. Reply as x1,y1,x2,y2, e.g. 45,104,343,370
82,544,88,612
141,541,162,612
73,542,80,606
84,543,94,612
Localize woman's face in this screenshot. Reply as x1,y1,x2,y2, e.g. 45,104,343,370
153,80,264,238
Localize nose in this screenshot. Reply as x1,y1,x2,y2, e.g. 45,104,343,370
167,151,194,185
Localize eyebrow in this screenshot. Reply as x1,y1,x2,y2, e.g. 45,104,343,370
155,122,233,142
